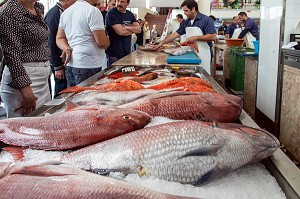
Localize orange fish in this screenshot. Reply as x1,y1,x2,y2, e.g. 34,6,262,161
60,79,145,94
181,42,199,53
148,77,215,92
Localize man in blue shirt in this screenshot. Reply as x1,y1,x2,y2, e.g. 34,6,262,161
45,0,75,97
225,16,240,39
238,12,259,40
105,0,141,66
156,0,216,56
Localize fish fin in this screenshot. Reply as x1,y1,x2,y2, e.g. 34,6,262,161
10,165,74,177
151,92,196,100
164,194,200,199
212,120,219,128
88,168,125,175
3,147,25,161
179,145,221,159
193,166,224,186
65,100,80,111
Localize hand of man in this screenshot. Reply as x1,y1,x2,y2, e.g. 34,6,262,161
185,36,198,43
55,69,65,80
16,86,37,116
154,43,163,50
60,48,72,66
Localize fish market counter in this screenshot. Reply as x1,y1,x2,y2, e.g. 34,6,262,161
111,49,202,68
1,64,300,198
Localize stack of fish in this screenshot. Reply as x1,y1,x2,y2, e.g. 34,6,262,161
0,65,280,198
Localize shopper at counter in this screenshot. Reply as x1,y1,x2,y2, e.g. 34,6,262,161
45,0,76,98
238,11,259,40
105,0,141,66
56,0,110,88
0,0,51,118
156,0,216,56
225,16,240,39
100,0,116,25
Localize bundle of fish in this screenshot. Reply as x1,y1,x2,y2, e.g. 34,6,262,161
0,163,197,199
62,121,279,186
0,108,151,150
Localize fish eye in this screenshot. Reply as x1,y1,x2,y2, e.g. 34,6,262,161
123,116,131,120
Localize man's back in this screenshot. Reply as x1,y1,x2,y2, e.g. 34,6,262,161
59,1,106,68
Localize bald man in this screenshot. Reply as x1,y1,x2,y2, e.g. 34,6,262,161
225,16,240,39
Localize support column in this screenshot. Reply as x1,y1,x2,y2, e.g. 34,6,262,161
198,0,211,16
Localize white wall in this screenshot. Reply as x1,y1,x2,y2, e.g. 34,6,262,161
256,0,283,122
284,0,300,44
211,9,261,19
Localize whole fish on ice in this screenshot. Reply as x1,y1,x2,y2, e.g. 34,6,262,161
0,108,151,150
67,89,171,106
62,121,279,186
118,92,243,122
0,163,198,199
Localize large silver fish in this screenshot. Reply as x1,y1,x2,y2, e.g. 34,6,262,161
62,121,279,186
0,108,151,150
67,89,168,106
118,92,243,122
0,163,198,199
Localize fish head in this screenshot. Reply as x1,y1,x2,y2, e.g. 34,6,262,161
237,125,280,162
99,108,152,133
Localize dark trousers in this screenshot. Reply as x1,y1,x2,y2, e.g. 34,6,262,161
50,65,67,98
65,66,102,88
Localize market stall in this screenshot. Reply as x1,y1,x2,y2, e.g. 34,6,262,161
0,49,299,198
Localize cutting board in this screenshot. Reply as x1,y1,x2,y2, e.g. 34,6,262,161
166,52,201,64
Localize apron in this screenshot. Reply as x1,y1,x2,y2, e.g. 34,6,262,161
185,27,211,75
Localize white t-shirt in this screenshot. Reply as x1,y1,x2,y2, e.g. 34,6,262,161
59,0,107,69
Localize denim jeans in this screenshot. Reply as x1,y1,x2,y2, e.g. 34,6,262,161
65,66,102,87
50,65,67,98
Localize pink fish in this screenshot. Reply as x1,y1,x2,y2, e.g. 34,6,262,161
0,108,151,151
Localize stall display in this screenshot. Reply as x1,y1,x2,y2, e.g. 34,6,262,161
0,50,296,198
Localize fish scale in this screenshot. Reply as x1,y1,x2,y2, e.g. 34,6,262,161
62,121,279,186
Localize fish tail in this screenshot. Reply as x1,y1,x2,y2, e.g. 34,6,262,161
3,146,25,161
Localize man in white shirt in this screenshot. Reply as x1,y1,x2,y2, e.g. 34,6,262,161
56,0,110,87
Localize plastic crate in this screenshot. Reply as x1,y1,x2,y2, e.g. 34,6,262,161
229,47,254,92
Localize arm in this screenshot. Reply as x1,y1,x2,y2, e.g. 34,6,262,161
238,29,249,39
186,33,217,43
238,20,252,39
156,32,180,49
112,24,134,36
92,30,110,49
56,28,72,66
125,22,141,34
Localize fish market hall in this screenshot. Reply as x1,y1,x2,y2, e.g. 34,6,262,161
0,0,299,198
